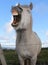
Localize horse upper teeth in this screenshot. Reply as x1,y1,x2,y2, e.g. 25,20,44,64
16,13,18,15
13,13,18,15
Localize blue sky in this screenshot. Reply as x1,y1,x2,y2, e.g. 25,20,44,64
0,0,48,48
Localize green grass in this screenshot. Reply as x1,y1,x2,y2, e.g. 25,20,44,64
0,48,48,65
37,48,48,62
3,50,19,65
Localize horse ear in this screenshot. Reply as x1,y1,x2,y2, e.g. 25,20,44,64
29,3,33,10
16,3,20,6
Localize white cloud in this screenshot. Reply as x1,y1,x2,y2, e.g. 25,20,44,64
5,16,13,33
0,35,16,49
0,36,9,40
42,43,48,48
40,30,48,47
46,31,48,37
12,35,16,40
45,31,48,43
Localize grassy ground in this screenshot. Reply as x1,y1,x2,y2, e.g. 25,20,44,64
0,48,48,65
37,48,48,62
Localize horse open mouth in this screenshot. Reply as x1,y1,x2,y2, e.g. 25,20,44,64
11,9,21,27
11,14,21,27
11,5,23,27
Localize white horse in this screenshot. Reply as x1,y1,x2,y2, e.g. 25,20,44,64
11,3,41,65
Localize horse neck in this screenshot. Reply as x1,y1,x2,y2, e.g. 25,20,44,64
16,25,32,42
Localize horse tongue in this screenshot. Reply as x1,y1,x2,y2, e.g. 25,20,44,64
13,20,16,24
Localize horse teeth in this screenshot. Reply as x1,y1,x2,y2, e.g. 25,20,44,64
13,13,18,16
16,13,18,15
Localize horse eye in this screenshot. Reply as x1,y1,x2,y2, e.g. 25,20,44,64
27,10,30,13
19,7,23,11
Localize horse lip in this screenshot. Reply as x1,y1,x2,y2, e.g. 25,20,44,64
11,23,19,27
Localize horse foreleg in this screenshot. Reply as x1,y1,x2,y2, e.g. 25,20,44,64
31,56,37,65
18,55,24,65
